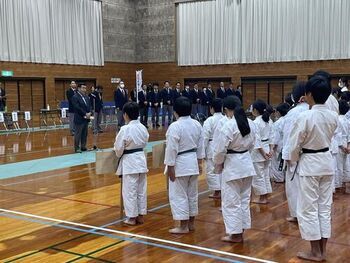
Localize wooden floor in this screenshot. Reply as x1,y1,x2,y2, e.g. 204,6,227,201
1,126,350,262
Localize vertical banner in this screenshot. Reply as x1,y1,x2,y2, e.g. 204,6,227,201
12,112,18,122
0,112,4,122
24,111,31,121
136,70,143,103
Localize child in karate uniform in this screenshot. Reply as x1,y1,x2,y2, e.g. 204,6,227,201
270,103,290,183
213,96,257,243
251,100,274,204
289,76,338,261
114,102,149,226
203,98,224,199
164,96,205,234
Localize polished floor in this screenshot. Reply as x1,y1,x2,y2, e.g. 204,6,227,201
1,125,350,262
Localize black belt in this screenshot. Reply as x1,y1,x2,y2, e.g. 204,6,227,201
227,149,248,154
302,148,329,154
178,148,197,155
261,139,269,142
123,148,144,155
209,139,213,142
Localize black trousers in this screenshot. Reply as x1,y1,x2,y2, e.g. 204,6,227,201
139,107,148,126
74,122,88,150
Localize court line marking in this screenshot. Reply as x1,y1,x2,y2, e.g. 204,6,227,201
0,208,276,263
1,213,241,263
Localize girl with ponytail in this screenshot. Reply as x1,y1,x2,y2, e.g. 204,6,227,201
213,95,257,243
251,99,274,204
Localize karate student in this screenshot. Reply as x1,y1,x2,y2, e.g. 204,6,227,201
251,100,274,204
164,96,205,234
281,81,309,222
289,76,338,262
114,102,149,226
213,96,257,243
337,100,350,191
203,98,224,199
270,103,290,183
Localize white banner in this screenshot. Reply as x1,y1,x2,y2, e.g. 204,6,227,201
0,112,4,122
61,108,67,118
136,70,143,103
24,111,31,121
12,112,18,122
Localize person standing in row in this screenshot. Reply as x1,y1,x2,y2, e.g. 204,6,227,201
149,84,161,128
190,83,201,116
226,83,235,97
0,83,6,112
161,81,174,126
138,84,149,128
114,81,128,128
217,82,226,100
89,85,104,134
200,87,210,118
174,82,182,100
182,84,191,99
72,84,91,153
66,81,77,136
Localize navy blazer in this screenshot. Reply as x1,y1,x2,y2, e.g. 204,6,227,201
72,92,91,125
89,91,103,112
225,88,235,97
190,89,200,104
138,90,148,108
206,89,214,104
149,91,161,107
66,88,76,113
217,88,226,100
200,89,210,106
174,89,181,100
182,89,191,99
161,88,175,106
114,88,128,109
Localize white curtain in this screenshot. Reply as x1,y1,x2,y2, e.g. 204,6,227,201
177,0,350,66
0,0,104,66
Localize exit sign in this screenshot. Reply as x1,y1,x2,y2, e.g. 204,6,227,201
1,70,13,77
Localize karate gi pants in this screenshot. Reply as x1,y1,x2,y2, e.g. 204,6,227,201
122,173,147,218
169,175,198,220
338,151,350,183
285,162,300,218
222,176,252,234
297,175,333,241
252,161,272,195
206,158,221,191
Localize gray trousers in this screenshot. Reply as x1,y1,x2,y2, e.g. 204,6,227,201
69,112,75,134
74,122,88,150
117,109,125,127
92,110,103,133
191,104,200,116
162,105,173,125
151,107,160,125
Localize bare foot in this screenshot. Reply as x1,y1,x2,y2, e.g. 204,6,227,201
209,194,221,199
169,227,189,234
123,218,136,226
136,215,144,224
221,235,243,243
286,217,298,222
251,199,268,204
188,222,195,231
297,252,323,262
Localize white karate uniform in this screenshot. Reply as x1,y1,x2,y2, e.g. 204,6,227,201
214,118,256,234
114,120,149,218
289,104,338,241
270,116,285,182
251,116,273,196
203,112,225,191
164,116,205,220
325,94,339,114
282,102,309,217
337,115,350,184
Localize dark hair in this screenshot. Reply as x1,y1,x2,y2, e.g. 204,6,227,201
122,102,139,120
176,82,181,85
276,103,290,117
340,91,350,102
340,77,349,87
252,99,272,122
174,96,192,117
291,81,306,104
211,98,223,113
153,82,159,87
305,76,331,104
339,100,350,115
284,92,293,107
223,96,250,137
96,85,103,90
312,70,332,84
77,83,86,88
164,81,170,85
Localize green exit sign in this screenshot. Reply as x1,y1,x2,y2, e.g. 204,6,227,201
1,70,13,77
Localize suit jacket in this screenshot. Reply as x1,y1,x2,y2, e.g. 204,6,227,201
182,89,191,99
130,89,137,102
0,88,6,105
217,88,226,100
66,88,76,113
174,89,181,100
89,91,103,112
161,88,175,106
206,88,214,104
225,88,235,97
114,88,128,109
200,89,210,106
149,91,161,107
235,90,243,102
138,90,148,108
72,92,91,125
190,89,200,104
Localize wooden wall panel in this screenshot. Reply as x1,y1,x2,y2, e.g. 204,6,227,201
242,83,255,108
18,80,32,111
4,81,18,111
269,82,283,107
32,81,45,111
255,82,268,103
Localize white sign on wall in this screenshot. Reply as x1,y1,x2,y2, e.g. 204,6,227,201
61,108,67,118
24,111,31,121
12,112,18,122
0,112,4,122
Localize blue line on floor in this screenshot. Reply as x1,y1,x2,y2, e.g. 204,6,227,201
0,140,164,180
1,213,240,263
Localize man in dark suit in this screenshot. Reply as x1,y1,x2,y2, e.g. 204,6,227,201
206,83,214,116
66,81,77,135
72,83,91,153
235,84,243,102
190,83,201,116
138,84,149,127
217,81,226,100
149,84,161,128
114,81,128,127
225,82,235,97
174,82,182,100
182,84,191,99
200,87,210,118
161,81,174,126
0,83,6,112
89,85,104,134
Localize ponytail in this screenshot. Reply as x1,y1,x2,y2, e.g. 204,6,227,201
262,105,273,122
253,99,272,123
234,107,250,137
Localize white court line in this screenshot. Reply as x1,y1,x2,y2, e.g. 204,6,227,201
0,208,276,263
